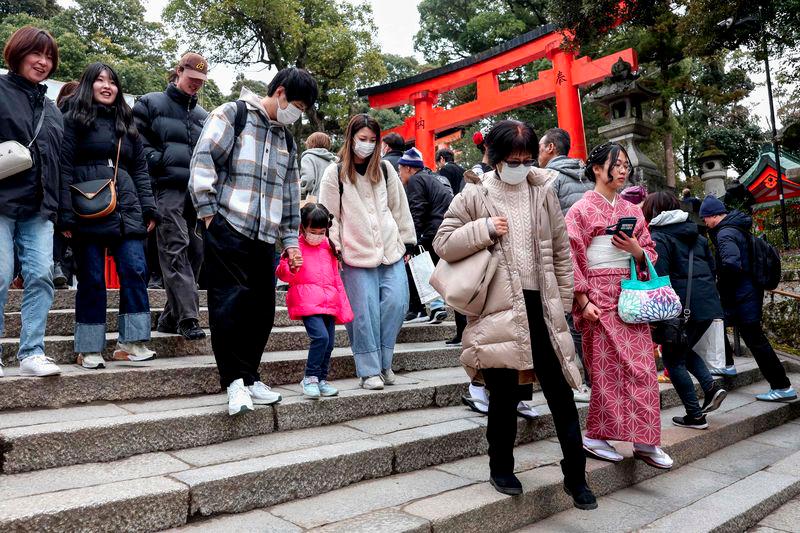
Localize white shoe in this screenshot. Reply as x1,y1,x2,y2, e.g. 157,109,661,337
516,401,539,420
0,361,4,377
634,444,673,469
77,353,105,369
573,385,591,403
583,437,624,463
380,368,396,385
19,355,61,377
361,376,384,390
227,379,254,416
248,381,282,405
113,342,156,361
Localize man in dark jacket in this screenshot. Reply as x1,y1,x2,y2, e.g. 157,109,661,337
381,132,405,171
701,196,796,402
538,128,593,401
435,148,466,194
134,53,209,340
397,148,453,324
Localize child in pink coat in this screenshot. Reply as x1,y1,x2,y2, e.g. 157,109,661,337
276,203,354,398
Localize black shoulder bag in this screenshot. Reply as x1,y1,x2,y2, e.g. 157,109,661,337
70,138,122,219
651,247,693,349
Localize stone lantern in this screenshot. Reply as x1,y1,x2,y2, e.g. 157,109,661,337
696,141,728,198
590,59,664,189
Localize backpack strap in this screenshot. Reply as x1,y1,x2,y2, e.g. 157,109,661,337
233,100,248,140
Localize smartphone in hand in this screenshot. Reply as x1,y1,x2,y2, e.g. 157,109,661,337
605,217,637,238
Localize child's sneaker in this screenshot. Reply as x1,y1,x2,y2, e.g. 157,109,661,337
318,380,338,397
302,376,321,399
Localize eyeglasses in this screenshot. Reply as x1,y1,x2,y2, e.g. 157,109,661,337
504,159,536,168
613,162,631,172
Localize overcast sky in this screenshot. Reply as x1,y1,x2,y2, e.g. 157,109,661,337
57,0,785,129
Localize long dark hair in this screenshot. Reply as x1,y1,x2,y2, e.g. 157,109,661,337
65,62,136,137
338,114,382,184
300,202,337,258
585,142,631,184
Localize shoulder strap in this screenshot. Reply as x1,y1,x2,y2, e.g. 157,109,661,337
112,138,122,183
233,100,247,139
684,247,695,319
284,129,294,154
27,102,47,148
381,160,388,183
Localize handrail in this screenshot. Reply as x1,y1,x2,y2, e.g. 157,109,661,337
768,288,800,301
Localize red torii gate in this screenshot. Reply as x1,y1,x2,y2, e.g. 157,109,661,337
358,24,637,168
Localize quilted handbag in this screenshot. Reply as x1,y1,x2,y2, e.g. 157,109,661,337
618,255,682,324
70,139,121,219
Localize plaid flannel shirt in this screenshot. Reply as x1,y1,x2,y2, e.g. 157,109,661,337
189,88,299,248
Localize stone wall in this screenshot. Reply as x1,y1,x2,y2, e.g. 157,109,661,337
763,270,800,351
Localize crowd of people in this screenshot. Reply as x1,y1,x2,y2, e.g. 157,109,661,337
0,25,797,512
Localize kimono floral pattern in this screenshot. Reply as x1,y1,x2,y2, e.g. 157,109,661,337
565,191,662,445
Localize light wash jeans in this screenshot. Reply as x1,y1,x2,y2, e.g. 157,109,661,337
0,214,54,360
341,259,409,377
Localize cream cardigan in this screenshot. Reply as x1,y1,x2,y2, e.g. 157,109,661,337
318,161,416,268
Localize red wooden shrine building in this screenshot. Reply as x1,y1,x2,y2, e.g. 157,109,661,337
358,24,637,168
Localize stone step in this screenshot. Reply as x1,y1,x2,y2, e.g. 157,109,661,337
5,289,210,312
1,305,309,338
0,321,456,367
2,369,795,532
0,341,462,410
163,374,798,532
522,426,800,532
748,494,800,532
0,358,776,475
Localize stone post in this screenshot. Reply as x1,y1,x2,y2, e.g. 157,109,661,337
697,142,728,198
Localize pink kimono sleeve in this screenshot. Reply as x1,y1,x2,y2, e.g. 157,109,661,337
565,207,592,295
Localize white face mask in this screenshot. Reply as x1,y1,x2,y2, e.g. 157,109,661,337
353,139,376,159
276,96,303,125
305,232,326,246
498,163,531,185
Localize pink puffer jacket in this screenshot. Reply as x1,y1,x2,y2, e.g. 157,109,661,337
276,235,354,324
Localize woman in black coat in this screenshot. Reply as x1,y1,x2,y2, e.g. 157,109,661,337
60,62,157,369
642,192,727,430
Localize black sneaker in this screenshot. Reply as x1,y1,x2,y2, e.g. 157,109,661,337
563,483,598,511
429,309,448,324
53,265,68,289
147,278,164,290
445,336,462,346
404,311,428,323
672,414,708,430
490,473,522,496
178,319,206,340
701,385,727,414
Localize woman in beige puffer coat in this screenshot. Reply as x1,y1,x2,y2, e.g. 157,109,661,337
433,120,596,510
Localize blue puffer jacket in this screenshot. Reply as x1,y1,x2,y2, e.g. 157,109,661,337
546,155,593,215
708,210,762,325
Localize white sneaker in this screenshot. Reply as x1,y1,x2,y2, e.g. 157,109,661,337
77,353,105,369
634,443,673,469
380,368,396,385
227,379,254,416
248,381,282,405
573,385,591,403
19,355,61,377
361,375,384,390
113,342,156,361
0,361,4,377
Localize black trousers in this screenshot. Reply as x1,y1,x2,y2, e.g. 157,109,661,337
482,290,586,488
204,215,276,388
725,322,790,390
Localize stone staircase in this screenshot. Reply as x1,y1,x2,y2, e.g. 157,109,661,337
0,289,798,532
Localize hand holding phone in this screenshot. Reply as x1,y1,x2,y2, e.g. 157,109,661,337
605,217,637,238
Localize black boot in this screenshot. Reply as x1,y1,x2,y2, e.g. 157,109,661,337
490,473,522,496
561,458,597,510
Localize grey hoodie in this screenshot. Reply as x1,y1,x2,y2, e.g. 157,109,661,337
546,155,593,215
300,148,338,199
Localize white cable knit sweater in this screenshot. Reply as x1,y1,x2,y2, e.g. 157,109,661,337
485,175,539,290
318,162,416,268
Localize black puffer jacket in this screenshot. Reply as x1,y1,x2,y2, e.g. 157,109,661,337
0,73,63,222
708,210,762,324
649,210,723,321
59,106,157,238
133,84,207,189
406,168,454,245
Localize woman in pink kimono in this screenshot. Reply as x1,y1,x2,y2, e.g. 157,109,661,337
565,142,672,470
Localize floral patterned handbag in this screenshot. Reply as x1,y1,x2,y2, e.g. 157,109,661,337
618,255,682,324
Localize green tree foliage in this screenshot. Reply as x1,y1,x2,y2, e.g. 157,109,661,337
0,0,175,95
164,0,387,135
0,0,60,19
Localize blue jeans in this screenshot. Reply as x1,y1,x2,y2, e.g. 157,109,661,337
0,214,54,360
74,238,151,353
661,319,717,418
341,260,409,377
303,314,335,380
